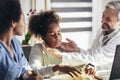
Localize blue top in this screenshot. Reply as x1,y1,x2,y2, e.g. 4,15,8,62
0,36,30,80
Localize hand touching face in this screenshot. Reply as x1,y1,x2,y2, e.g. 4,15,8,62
60,38,80,52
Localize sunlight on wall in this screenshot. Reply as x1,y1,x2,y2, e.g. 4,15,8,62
62,31,92,50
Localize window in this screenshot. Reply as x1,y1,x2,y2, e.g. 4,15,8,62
49,0,92,49
19,0,103,48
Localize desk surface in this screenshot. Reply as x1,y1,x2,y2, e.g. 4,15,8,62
44,74,99,80
50,74,71,80
44,70,110,80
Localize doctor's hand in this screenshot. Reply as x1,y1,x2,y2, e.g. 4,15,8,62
85,64,103,80
53,64,81,77
71,64,96,80
23,71,43,80
85,63,96,76
60,38,80,52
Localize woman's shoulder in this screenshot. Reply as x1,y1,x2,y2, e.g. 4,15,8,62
12,36,20,43
0,41,8,52
0,43,5,61
0,44,2,53
12,36,22,47
0,45,2,62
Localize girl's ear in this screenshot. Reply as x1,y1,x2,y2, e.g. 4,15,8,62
41,35,45,40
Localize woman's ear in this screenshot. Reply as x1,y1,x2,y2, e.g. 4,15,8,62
11,21,17,28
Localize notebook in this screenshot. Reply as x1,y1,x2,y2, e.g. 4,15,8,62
109,45,120,80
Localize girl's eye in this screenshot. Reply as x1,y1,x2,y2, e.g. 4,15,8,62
47,33,54,36
58,32,61,35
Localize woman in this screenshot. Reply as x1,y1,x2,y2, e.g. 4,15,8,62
0,0,81,80
0,0,43,80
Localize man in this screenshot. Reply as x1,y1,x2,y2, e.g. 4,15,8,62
60,1,120,77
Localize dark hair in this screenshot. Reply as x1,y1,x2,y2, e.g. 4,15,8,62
0,0,22,35
28,10,61,37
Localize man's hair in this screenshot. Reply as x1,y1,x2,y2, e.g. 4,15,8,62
106,1,120,20
0,0,21,35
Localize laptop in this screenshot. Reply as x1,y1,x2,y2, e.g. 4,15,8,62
109,45,120,80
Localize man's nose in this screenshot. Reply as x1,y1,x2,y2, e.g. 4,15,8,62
101,18,105,23
101,17,106,23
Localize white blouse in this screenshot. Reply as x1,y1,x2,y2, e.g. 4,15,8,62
29,43,62,77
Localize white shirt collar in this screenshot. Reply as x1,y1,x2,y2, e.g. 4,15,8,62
103,27,120,38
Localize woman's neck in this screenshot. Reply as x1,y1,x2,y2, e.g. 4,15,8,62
0,30,14,47
0,32,14,58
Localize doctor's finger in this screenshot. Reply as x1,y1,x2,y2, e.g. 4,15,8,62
66,38,74,43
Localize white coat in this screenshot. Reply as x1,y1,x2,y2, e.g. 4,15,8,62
62,27,120,78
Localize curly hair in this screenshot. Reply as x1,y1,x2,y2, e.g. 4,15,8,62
0,0,21,35
28,10,61,37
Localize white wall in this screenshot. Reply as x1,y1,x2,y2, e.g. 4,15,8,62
20,0,45,15
91,0,103,46
36,0,45,11
17,0,32,43
19,0,116,46
18,0,45,43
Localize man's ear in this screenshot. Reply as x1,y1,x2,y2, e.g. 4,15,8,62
11,21,17,28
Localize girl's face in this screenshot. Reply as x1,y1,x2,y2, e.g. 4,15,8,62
43,23,62,48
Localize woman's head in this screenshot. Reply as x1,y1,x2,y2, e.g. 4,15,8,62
28,10,62,48
0,0,24,35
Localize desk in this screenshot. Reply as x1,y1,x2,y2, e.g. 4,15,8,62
44,74,72,80
44,71,110,80
44,74,100,80
49,74,71,80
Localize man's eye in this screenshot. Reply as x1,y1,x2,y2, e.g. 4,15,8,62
102,15,104,18
106,17,111,21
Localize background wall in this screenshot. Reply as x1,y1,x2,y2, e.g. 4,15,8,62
19,0,115,49
90,0,115,47
18,0,45,43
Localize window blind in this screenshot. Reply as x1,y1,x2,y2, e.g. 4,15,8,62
51,0,92,32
